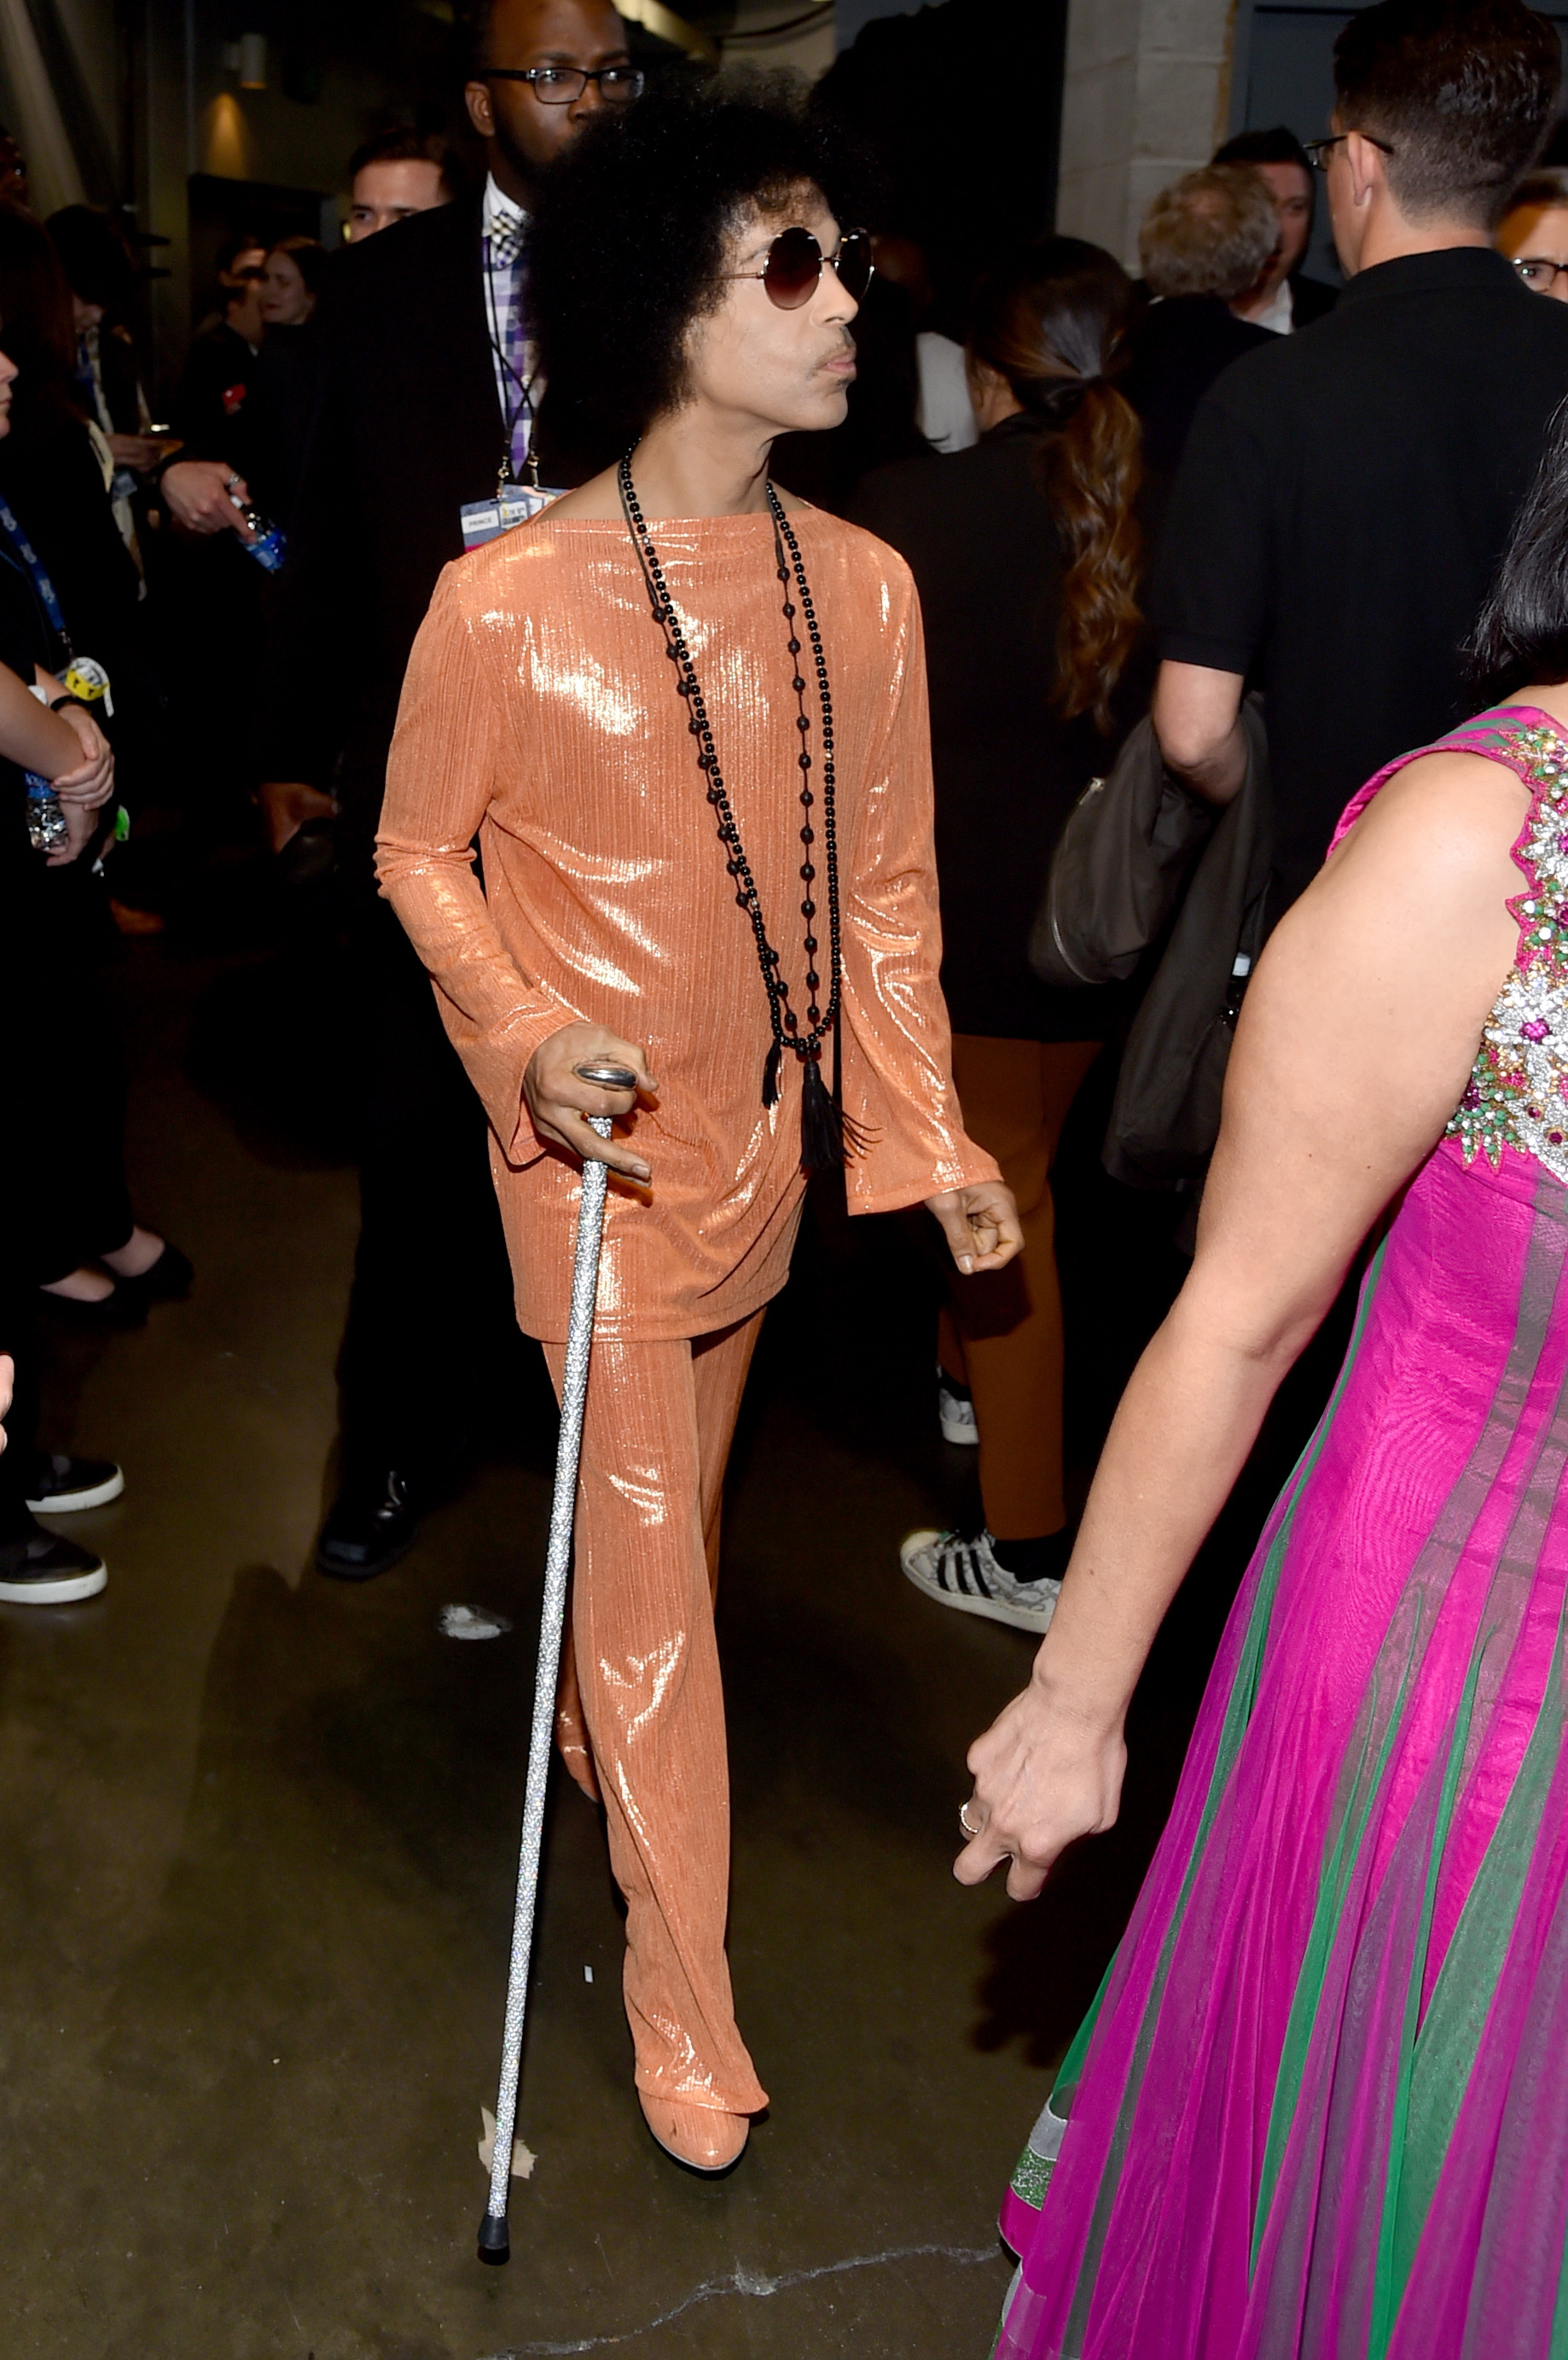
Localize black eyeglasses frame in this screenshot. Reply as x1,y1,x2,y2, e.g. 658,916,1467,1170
1512,255,1568,289
483,65,645,104
1304,131,1396,171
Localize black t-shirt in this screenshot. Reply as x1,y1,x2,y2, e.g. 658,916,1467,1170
1151,246,1568,904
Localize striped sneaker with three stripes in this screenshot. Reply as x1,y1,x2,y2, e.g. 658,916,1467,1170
898,1526,1060,1634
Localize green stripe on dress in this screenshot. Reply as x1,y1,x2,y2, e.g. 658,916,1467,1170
1368,1648,1486,2354
1249,1610,1426,2278
1391,1601,1568,2299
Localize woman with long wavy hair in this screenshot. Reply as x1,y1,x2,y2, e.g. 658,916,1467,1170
853,234,1145,1635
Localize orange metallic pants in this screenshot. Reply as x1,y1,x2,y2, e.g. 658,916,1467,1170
543,1310,768,2119
937,1035,1101,1540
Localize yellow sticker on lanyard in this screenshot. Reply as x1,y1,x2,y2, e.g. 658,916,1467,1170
62,656,113,718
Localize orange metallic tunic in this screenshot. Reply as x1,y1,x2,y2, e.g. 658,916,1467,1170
376,506,998,1341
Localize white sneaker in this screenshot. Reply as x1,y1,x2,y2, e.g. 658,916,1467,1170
900,1526,1060,1634
937,1369,979,1446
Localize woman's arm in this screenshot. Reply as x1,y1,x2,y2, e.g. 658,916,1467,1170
958,746,1530,1899
0,663,85,780
33,668,113,810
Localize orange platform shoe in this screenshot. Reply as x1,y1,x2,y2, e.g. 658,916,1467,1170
638,2091,750,2174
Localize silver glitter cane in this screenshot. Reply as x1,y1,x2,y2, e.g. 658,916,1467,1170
478,1061,639,2265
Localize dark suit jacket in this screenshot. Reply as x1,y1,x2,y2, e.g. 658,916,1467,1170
266,195,523,856
247,317,322,527
1123,296,1275,480
1289,272,1339,326
171,320,261,471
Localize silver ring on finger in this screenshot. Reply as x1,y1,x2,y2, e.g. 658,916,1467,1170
959,1799,984,1840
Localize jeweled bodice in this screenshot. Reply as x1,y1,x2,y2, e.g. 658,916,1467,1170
1443,718,1568,1186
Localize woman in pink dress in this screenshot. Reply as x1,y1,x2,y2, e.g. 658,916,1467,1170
960,411,1568,2357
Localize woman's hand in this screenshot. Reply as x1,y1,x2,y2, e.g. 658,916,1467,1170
46,796,99,868
523,1020,659,1183
926,1179,1023,1274
955,1671,1128,1901
49,702,114,809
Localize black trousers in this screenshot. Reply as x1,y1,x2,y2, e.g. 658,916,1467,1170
334,891,519,1484
15,860,135,1285
0,916,40,1539
0,1258,39,1542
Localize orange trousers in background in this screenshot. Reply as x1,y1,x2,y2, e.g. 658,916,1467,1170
937,1034,1101,1543
543,1310,769,2120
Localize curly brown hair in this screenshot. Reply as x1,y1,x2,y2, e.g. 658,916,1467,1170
967,237,1143,733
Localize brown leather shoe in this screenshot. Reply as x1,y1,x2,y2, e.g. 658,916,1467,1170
638,2091,749,2174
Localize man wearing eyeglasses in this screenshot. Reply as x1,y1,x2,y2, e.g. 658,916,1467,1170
1152,0,1568,917
1496,171,1568,299
255,0,640,1584
462,7,642,488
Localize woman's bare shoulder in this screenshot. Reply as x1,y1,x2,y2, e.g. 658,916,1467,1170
1330,746,1533,893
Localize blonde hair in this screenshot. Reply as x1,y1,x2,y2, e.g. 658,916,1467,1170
1139,165,1280,301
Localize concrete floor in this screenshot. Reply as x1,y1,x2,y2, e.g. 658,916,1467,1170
3,935,1239,2360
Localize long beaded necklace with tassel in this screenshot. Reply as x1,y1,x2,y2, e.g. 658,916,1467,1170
618,450,851,1171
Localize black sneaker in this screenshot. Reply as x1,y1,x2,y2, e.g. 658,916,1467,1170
24,1454,125,1514
316,1468,421,1581
0,1526,107,1603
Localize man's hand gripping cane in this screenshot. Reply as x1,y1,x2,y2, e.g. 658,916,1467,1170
525,1022,659,1183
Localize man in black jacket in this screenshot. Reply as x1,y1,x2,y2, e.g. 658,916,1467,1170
1211,127,1340,332
1154,0,1568,911
264,0,639,1576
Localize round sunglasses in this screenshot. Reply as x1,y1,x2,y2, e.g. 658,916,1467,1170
732,225,874,310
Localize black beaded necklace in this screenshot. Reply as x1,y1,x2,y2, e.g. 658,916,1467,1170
618,450,850,1171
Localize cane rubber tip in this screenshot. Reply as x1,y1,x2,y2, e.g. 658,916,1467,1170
478,2212,510,2264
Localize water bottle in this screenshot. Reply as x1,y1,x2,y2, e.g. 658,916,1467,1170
25,774,67,854
228,491,287,573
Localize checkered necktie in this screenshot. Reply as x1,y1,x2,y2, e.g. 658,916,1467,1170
487,211,533,479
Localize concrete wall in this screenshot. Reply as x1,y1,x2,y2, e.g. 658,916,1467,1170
1056,0,1237,270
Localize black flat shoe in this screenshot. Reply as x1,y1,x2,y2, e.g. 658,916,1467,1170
316,1469,421,1581
38,1280,147,1329
115,1240,194,1303
24,1454,125,1513
0,1525,107,1603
